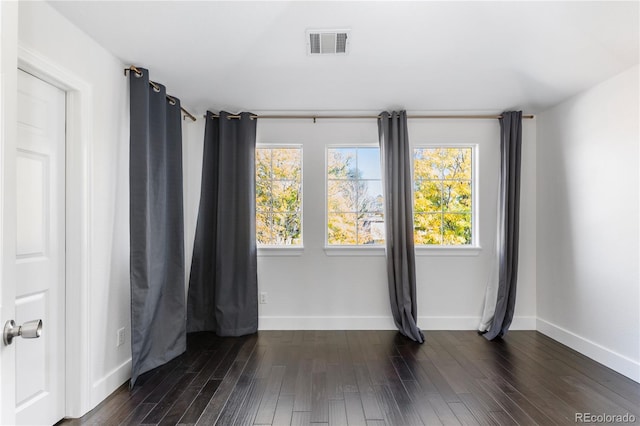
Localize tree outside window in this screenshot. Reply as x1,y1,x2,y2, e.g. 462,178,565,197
327,147,384,245
256,147,302,245
413,147,473,245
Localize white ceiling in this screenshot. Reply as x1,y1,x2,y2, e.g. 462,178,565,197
49,1,639,115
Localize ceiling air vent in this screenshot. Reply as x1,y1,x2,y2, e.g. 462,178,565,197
307,30,350,55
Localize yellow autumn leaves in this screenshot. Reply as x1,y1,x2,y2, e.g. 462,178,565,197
327,148,384,245
256,148,302,245
413,148,472,245
255,146,472,247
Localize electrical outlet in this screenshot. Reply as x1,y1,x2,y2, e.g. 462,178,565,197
260,292,268,304
117,327,125,347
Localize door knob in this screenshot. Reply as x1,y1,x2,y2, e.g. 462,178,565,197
3,319,42,345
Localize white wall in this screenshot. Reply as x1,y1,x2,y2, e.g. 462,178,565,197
185,115,537,331
184,119,205,287
537,65,640,382
18,2,131,412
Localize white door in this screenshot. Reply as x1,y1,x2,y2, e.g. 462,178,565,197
5,69,66,425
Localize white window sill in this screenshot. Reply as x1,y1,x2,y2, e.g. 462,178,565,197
415,245,482,256
323,246,385,257
322,245,482,257
258,245,481,257
257,246,305,257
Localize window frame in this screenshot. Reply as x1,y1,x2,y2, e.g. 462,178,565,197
412,143,481,256
255,144,304,256
324,143,386,254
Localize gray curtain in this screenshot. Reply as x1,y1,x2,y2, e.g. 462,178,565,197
187,111,258,336
479,111,523,340
378,111,425,343
129,68,186,387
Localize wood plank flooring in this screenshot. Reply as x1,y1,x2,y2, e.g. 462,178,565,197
58,331,640,425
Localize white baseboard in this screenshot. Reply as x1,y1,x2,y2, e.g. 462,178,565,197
537,318,640,383
259,316,397,330
420,315,536,330
258,315,536,331
90,358,131,408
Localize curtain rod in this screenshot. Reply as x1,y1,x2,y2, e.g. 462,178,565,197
205,113,535,121
125,66,197,122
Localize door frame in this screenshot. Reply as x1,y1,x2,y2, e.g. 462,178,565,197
0,2,19,424
16,45,93,419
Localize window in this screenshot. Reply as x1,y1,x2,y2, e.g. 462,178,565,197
413,147,473,245
256,146,302,246
327,147,384,245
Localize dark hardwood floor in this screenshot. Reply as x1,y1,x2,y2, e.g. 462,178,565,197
59,330,640,425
